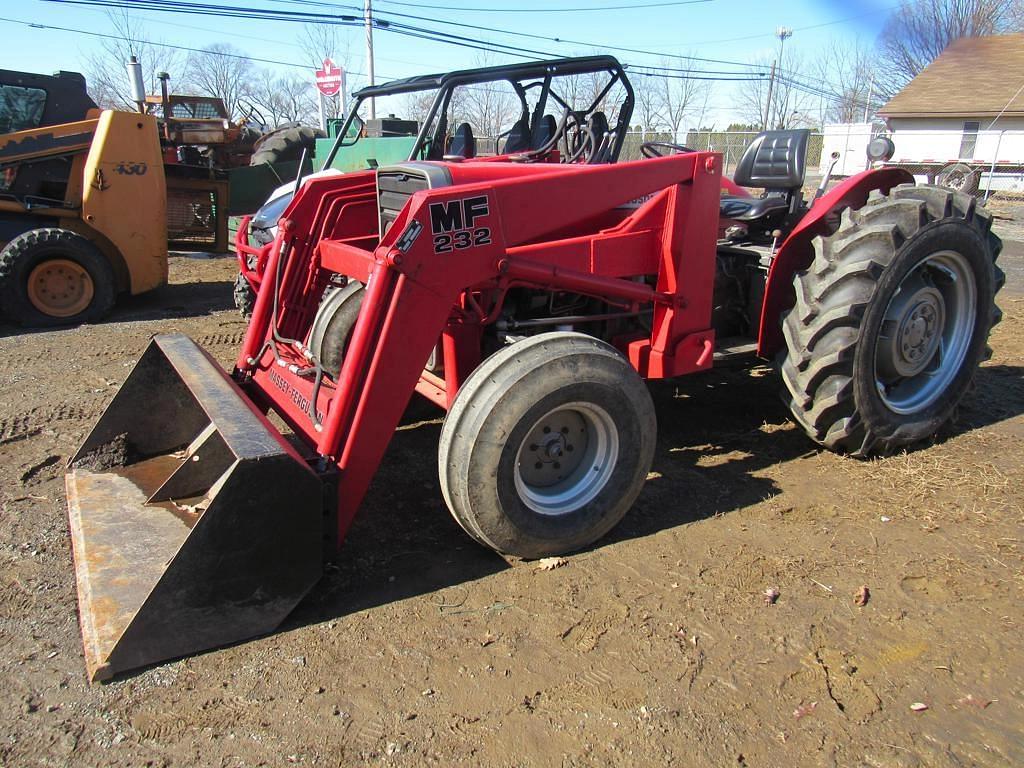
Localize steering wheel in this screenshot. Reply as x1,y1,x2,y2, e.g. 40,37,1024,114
641,141,697,158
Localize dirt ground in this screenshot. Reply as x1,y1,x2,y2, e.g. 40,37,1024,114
1,210,1022,767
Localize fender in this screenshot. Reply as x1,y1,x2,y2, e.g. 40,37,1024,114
756,167,914,357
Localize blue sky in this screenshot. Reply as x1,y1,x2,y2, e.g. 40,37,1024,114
0,0,898,126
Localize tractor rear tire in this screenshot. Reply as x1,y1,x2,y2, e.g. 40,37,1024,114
779,184,1003,457
233,272,256,318
250,125,325,167
439,332,656,558
0,228,116,327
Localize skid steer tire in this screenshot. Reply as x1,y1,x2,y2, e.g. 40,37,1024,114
250,125,325,167
233,272,256,318
779,184,1003,457
439,332,656,559
0,228,116,327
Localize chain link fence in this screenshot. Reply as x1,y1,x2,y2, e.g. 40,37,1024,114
472,127,1024,200
619,130,825,177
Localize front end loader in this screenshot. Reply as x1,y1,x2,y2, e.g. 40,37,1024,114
66,56,1003,681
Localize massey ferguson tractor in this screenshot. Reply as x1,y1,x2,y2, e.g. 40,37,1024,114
65,56,1003,681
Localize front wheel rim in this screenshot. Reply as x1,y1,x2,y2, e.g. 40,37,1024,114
27,259,94,318
874,250,977,415
514,402,619,516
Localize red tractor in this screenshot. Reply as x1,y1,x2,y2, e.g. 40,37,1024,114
65,56,1003,681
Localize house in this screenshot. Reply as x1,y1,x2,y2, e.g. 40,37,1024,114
877,33,1024,191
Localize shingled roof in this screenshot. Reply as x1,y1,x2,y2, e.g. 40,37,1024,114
879,33,1024,119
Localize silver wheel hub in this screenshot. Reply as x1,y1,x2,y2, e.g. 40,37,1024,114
875,250,976,415
888,288,944,378
515,403,618,516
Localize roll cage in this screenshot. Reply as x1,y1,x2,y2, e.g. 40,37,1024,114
321,55,634,169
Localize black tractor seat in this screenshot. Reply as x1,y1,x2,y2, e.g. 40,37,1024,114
719,194,791,221
719,129,810,225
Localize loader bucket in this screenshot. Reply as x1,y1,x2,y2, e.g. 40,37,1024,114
65,333,323,682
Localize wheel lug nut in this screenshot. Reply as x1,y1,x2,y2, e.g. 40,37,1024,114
535,462,542,470
530,444,538,451
553,462,561,469
561,427,569,434
566,445,574,451
543,426,551,434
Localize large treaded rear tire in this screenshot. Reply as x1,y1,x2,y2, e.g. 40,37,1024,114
779,184,1003,457
250,125,325,166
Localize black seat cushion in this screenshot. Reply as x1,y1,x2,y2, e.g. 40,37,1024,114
449,122,476,158
720,195,789,221
533,114,558,148
733,129,810,190
503,118,530,154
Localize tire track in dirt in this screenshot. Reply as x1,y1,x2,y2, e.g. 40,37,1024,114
0,401,106,445
195,331,246,348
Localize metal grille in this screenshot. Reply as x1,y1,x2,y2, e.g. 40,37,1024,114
165,175,230,252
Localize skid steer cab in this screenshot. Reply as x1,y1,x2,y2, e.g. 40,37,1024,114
67,56,1004,681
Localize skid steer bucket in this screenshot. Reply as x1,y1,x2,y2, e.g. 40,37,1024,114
65,333,323,682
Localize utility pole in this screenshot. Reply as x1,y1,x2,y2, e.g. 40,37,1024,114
365,0,376,120
762,61,776,131
863,77,874,123
763,26,792,131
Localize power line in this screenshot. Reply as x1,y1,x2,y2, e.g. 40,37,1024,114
29,0,866,100
375,0,713,12
42,0,764,71
0,14,386,76
653,5,901,48
270,0,759,69
1,13,768,89
260,0,714,14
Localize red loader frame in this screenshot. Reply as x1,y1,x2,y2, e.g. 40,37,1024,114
234,152,723,544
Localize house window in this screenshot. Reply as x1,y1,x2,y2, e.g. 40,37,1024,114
959,121,980,160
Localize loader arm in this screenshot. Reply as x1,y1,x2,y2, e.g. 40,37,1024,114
239,152,722,539
0,116,98,167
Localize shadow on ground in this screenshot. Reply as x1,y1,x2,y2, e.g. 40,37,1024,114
288,359,1024,630
109,278,236,322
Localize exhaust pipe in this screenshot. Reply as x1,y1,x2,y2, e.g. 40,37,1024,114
65,334,325,681
126,56,146,114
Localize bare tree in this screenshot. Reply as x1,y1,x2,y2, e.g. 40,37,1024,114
248,69,319,128
816,40,877,123
631,72,668,133
184,43,254,120
460,82,519,140
400,90,438,125
656,59,712,138
737,52,813,130
879,0,1024,94
84,10,184,109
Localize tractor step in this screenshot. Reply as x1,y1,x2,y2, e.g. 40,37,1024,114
65,333,324,682
713,338,759,364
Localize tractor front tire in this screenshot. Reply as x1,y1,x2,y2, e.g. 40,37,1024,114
439,332,656,558
780,184,1003,457
0,228,116,327
308,282,365,379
